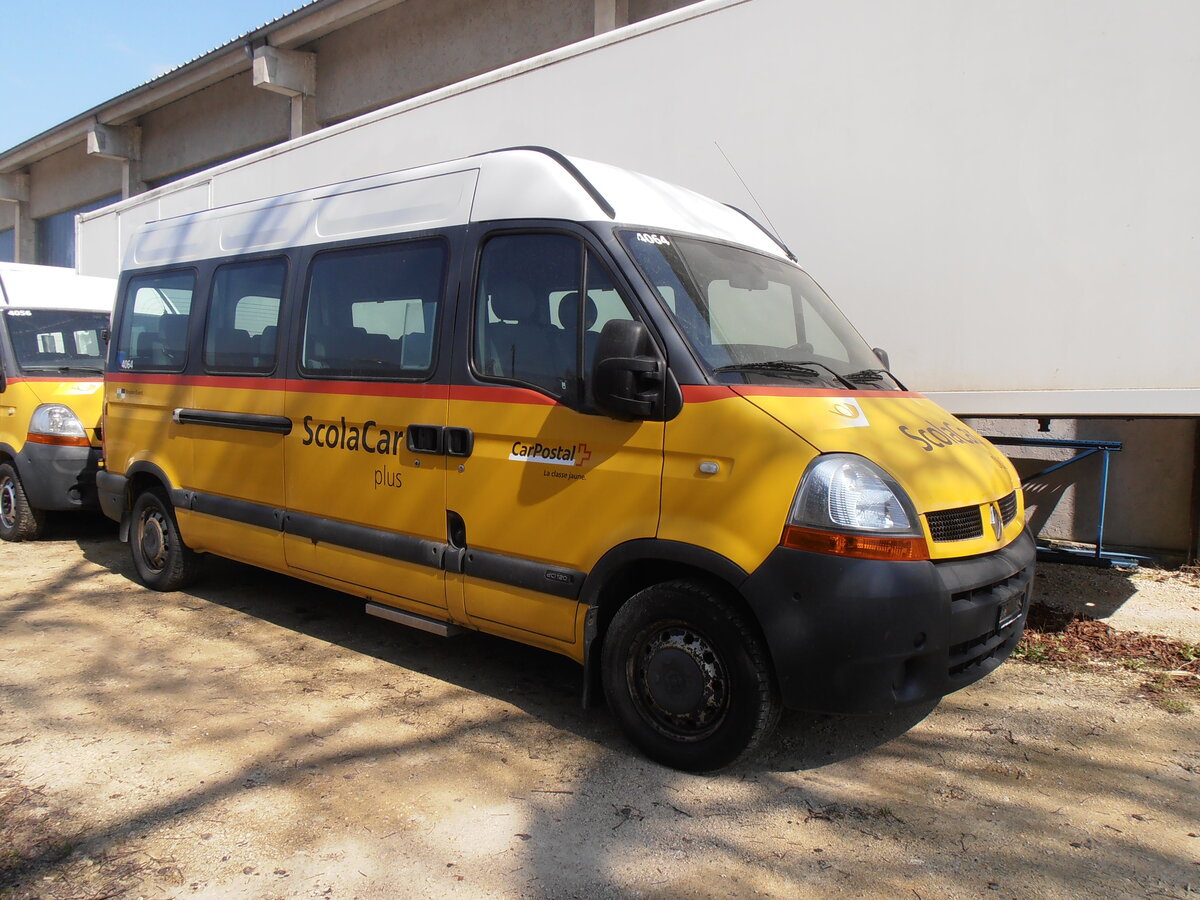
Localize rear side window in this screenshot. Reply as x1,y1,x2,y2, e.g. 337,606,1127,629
203,258,286,374
300,240,445,379
115,270,195,373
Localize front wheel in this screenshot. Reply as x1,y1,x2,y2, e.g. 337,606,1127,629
0,462,46,542
601,579,781,772
130,487,199,591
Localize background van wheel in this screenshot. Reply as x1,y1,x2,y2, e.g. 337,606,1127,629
601,579,781,773
0,462,46,542
130,488,199,591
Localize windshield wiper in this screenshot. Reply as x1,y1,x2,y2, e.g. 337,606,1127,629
22,365,104,375
712,360,857,390
846,368,907,390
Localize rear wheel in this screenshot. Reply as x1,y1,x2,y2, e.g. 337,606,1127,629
602,579,781,772
130,487,199,591
0,462,46,542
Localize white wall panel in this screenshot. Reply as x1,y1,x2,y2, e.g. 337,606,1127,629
78,0,1200,413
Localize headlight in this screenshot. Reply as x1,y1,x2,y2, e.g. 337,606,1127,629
790,455,919,533
27,404,91,447
783,454,928,561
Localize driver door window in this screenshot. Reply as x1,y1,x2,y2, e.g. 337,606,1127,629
473,233,633,403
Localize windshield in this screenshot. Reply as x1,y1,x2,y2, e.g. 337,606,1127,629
621,232,893,388
4,308,109,373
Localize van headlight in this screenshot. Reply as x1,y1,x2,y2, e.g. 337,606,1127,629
27,404,92,447
782,454,929,561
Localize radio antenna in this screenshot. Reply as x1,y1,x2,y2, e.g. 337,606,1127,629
714,141,782,239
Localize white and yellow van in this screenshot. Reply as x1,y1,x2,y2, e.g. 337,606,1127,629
0,263,115,541
99,148,1034,771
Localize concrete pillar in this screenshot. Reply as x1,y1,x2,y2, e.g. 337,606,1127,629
594,0,630,33
86,123,145,198
253,46,318,140
291,94,318,139
0,174,34,263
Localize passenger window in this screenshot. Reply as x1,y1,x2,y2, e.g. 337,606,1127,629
203,258,286,373
300,240,445,378
115,270,195,372
475,235,634,401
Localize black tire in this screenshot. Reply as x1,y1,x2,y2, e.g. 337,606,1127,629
0,462,46,542
130,487,199,591
602,579,781,772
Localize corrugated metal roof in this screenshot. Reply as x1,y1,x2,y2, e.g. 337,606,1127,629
0,0,359,167
131,1,320,90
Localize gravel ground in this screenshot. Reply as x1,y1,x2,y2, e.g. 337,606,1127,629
1,515,1197,899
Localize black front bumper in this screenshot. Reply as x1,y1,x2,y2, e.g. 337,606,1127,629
741,528,1036,714
17,441,102,511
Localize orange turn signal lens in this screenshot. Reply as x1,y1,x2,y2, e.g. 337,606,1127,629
781,525,929,561
26,432,93,448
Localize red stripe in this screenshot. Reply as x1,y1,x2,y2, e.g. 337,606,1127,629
283,379,448,400
680,384,919,403
680,385,738,403
108,372,560,406
731,386,921,400
5,376,102,385
448,385,559,406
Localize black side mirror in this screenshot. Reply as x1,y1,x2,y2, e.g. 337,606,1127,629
873,347,890,370
592,320,665,420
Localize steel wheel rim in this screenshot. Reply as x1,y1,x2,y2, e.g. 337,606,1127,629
0,476,16,529
629,622,729,741
138,508,170,573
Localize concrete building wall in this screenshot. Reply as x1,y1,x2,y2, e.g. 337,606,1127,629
312,0,596,126
140,74,291,186
0,0,700,266
630,0,694,20
965,416,1198,557
28,144,122,219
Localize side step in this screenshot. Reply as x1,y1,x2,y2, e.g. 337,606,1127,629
365,602,464,637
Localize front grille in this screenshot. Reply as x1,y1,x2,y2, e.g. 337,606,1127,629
927,505,984,542
947,571,1032,678
998,491,1018,524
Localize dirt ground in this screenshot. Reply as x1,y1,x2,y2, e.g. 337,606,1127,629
1,515,1198,900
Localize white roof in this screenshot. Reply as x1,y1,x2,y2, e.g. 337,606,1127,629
123,148,789,270
0,263,116,311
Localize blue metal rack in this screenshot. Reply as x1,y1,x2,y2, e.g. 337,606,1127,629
981,435,1145,568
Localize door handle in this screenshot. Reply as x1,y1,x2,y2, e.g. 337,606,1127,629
405,424,472,457
406,424,443,454
444,427,474,458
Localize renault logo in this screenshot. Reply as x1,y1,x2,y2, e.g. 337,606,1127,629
989,503,1004,541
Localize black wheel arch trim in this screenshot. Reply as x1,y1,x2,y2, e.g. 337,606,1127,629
580,538,749,610
0,441,19,469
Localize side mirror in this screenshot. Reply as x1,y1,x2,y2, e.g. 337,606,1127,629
592,320,665,420
873,347,890,370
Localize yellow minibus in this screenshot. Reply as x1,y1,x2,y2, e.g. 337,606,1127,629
0,263,115,540
99,148,1034,770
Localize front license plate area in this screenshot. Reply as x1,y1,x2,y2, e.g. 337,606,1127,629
997,590,1025,630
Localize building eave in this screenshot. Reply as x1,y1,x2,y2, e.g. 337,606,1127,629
0,0,404,173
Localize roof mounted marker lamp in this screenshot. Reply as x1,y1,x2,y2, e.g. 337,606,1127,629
27,404,91,448
782,454,929,561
